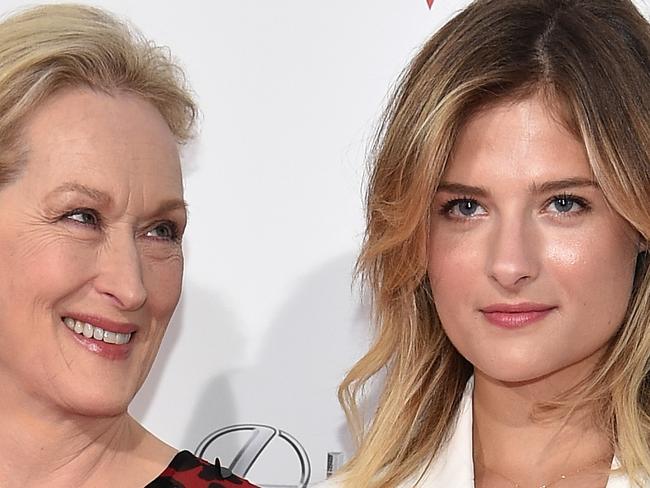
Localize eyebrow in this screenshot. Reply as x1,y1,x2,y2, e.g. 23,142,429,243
47,182,188,217
156,198,188,216
436,177,598,197
531,177,598,194
436,182,489,198
48,182,112,206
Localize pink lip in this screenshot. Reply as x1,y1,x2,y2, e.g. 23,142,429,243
480,303,556,329
61,313,138,361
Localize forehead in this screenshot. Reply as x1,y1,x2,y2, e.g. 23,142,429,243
446,96,591,184
19,87,182,199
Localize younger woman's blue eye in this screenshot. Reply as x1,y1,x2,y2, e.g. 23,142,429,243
441,198,487,218
547,195,589,214
555,199,573,212
457,200,479,216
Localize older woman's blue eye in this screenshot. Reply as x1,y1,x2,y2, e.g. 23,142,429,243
146,222,178,240
66,210,98,225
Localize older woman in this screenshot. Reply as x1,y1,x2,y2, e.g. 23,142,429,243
0,4,257,488
321,0,650,487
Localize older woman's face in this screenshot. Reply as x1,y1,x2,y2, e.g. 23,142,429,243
0,88,185,415
428,95,639,385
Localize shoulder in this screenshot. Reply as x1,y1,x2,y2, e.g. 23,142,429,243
146,450,259,488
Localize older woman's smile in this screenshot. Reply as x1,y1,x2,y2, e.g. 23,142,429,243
62,315,135,361
63,316,134,344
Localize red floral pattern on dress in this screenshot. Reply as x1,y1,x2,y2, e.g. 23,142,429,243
146,450,259,488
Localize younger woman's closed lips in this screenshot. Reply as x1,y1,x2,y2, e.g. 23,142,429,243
480,302,557,329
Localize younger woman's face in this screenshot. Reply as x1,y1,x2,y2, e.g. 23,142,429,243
427,95,639,385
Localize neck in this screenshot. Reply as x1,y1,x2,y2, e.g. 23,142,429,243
472,366,613,487
0,376,173,488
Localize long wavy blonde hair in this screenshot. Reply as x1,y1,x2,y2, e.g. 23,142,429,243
338,1,650,486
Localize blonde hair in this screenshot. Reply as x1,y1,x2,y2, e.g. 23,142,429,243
338,0,650,486
0,3,197,186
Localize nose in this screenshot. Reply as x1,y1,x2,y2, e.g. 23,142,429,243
486,214,539,290
94,234,147,311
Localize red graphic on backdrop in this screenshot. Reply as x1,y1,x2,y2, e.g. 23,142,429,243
427,0,434,7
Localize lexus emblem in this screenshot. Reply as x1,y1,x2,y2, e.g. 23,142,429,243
195,424,311,488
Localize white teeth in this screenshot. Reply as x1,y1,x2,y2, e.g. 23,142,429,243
63,318,132,345
103,330,117,344
116,333,129,345
82,323,93,338
115,332,132,344
93,327,104,340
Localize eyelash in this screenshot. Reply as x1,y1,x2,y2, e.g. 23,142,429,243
439,196,482,218
548,193,591,215
147,221,181,242
60,208,182,242
61,208,101,228
438,193,592,219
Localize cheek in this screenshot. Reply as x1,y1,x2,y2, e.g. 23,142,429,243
1,231,98,306
141,255,183,321
546,230,637,329
545,236,582,267
427,228,483,326
428,225,482,289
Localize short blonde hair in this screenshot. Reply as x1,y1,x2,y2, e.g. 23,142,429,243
339,0,650,487
0,3,197,186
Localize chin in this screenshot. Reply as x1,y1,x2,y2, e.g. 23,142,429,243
472,353,564,386
473,342,609,388
60,381,137,418
478,369,550,386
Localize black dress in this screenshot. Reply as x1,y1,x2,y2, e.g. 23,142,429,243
145,450,259,488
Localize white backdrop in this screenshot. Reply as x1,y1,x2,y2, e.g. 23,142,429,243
3,0,649,486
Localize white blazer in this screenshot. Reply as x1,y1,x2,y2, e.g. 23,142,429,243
316,380,643,488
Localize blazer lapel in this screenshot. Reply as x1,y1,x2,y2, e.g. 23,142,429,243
409,380,475,488
391,376,647,488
